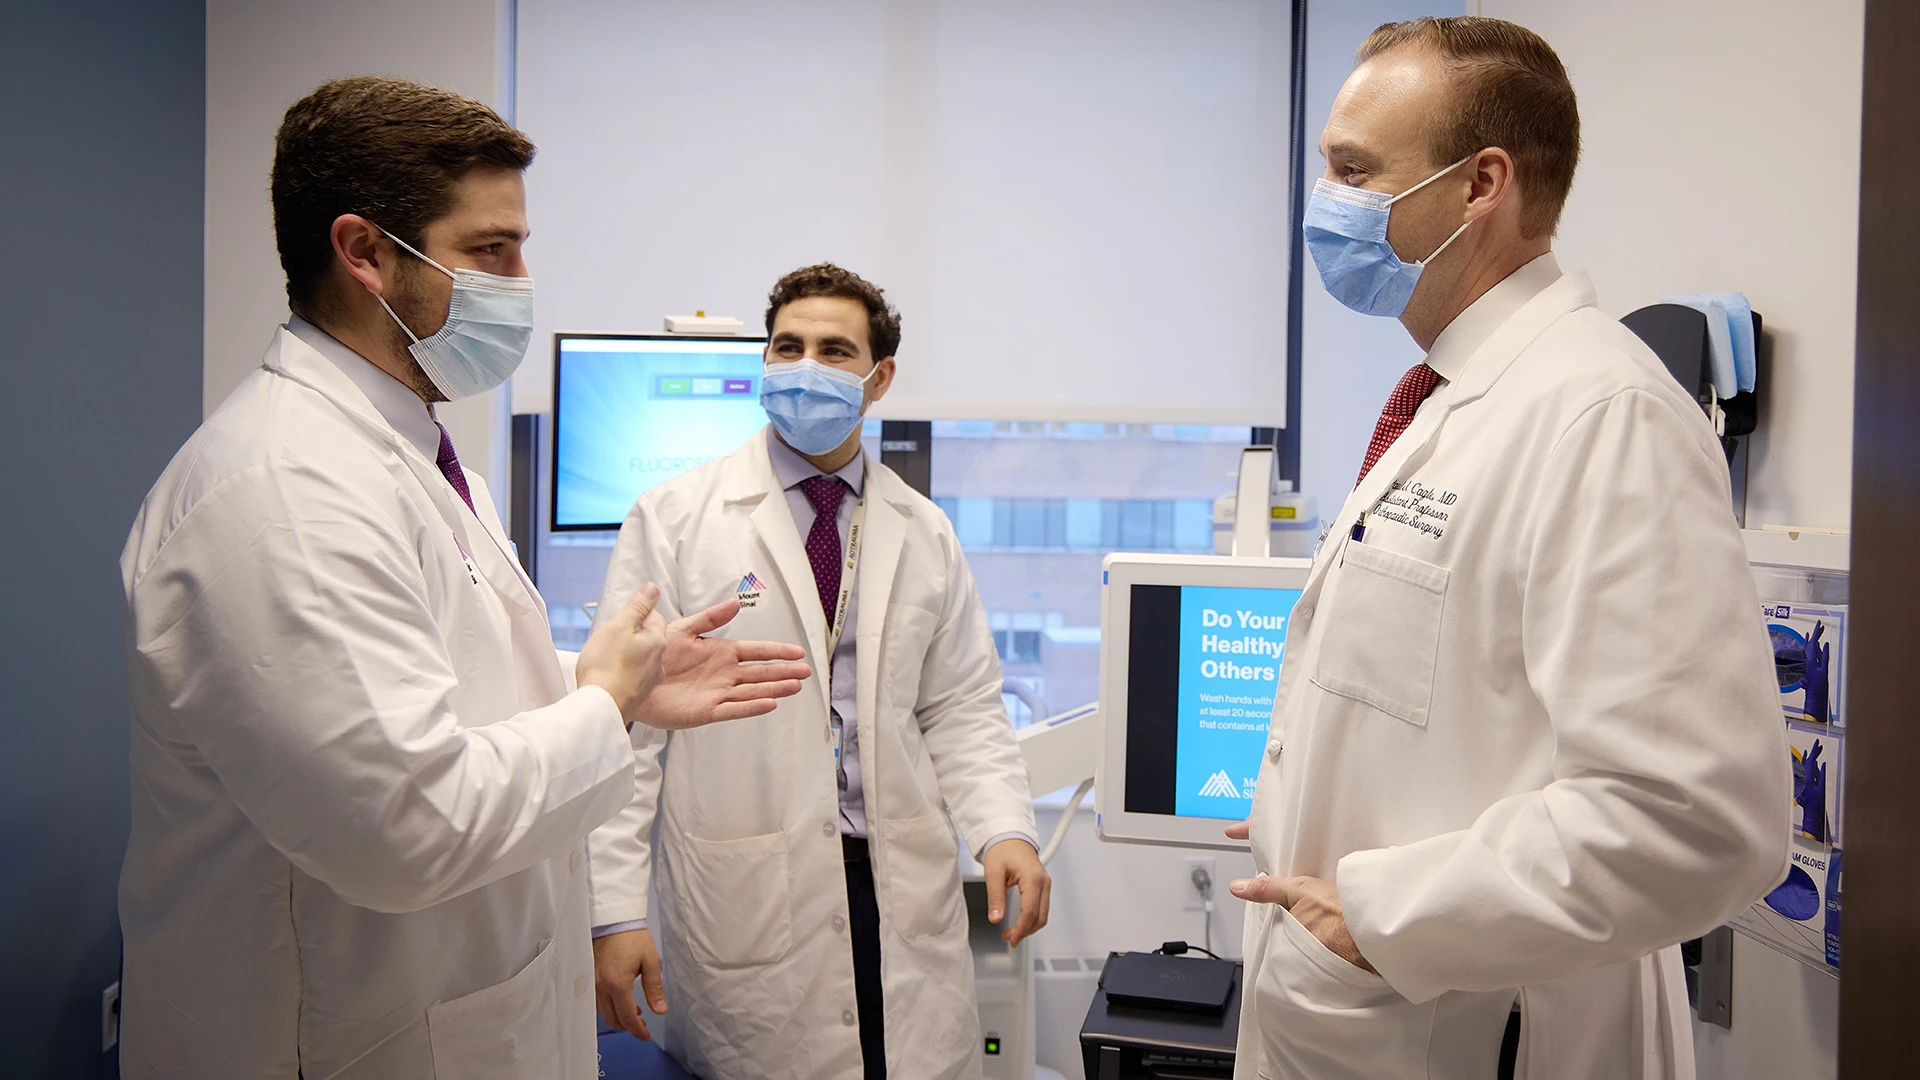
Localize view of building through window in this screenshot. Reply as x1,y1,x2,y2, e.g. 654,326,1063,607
929,421,1250,727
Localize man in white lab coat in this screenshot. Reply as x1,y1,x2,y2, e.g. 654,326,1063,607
118,76,810,1079
1227,18,1790,1080
587,264,1050,1079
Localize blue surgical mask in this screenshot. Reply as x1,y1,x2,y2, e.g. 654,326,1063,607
760,359,879,455
376,228,534,401
1302,155,1474,318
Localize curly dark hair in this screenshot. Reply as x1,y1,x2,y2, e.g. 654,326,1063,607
764,263,902,360
272,76,535,320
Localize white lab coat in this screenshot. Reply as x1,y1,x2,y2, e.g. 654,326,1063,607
1233,260,1791,1080
118,327,635,1079
587,431,1036,1080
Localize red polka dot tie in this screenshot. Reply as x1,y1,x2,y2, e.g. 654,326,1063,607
799,475,850,620
1356,363,1443,488
435,422,476,515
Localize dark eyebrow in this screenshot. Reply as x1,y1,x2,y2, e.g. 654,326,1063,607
769,330,805,346
463,227,528,245
816,334,862,352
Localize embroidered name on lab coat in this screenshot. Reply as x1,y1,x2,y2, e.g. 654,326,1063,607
1370,479,1460,541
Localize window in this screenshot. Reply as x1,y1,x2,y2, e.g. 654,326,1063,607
935,421,1250,730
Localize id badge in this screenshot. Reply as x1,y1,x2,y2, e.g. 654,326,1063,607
830,707,848,791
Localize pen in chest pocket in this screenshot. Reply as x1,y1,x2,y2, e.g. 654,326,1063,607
452,534,480,585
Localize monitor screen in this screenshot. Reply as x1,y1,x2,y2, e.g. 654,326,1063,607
551,334,770,530
1098,553,1310,850
1123,583,1301,821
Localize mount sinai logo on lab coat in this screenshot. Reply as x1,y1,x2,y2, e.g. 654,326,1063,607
736,572,767,608
1198,770,1243,799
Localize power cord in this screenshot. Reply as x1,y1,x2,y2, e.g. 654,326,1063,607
1191,865,1216,955
1155,939,1224,961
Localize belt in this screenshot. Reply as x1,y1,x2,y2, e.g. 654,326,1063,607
842,835,869,863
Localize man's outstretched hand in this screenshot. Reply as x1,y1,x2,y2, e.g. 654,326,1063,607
631,597,812,730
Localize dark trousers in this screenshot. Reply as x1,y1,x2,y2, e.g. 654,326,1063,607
844,836,887,1080
1497,1007,1521,1080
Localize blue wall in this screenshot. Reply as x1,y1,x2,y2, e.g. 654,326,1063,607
0,1,205,1076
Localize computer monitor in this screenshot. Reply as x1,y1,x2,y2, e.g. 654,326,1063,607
1097,553,1311,850
550,333,771,531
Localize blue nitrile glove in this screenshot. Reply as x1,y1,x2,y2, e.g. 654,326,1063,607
1718,293,1756,393
1804,620,1831,723
1662,293,1737,399
1796,740,1828,843
1764,863,1820,921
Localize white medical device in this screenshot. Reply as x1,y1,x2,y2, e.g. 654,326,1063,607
1096,552,1311,850
969,702,1101,1080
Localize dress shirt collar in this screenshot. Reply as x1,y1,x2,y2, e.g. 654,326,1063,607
287,316,441,461
1423,252,1563,382
765,426,867,498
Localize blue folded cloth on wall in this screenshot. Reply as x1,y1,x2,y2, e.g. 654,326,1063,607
1660,291,1756,399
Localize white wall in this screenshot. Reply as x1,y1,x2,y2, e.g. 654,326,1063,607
204,0,516,518
1481,0,1862,533
1474,1,1864,1075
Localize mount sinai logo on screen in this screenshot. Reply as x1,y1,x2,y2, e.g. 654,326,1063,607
1197,770,1243,799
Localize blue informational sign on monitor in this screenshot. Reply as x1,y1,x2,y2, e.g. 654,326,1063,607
552,335,771,530
1173,585,1302,819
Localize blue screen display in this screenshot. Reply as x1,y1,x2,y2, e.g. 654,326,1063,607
554,337,771,528
1172,585,1301,819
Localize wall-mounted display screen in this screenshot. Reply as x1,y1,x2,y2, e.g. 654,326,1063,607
551,334,769,530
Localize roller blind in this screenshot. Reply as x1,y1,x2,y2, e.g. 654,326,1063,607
515,0,1294,425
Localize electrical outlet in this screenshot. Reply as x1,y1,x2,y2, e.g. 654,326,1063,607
1184,857,1216,911
101,981,120,1052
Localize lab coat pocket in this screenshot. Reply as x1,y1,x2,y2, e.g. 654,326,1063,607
881,809,965,944
667,828,795,968
881,602,939,705
1253,908,1434,1080
425,937,561,1080
1309,542,1448,726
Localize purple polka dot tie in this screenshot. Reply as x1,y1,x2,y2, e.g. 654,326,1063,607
799,475,850,621
435,422,476,515
1356,363,1442,487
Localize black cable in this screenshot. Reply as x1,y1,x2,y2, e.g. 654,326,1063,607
1156,940,1224,961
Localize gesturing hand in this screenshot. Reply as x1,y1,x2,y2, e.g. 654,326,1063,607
1229,873,1376,974
630,597,813,730
576,583,669,730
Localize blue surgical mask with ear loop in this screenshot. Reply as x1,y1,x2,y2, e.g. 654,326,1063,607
759,359,880,454
1302,155,1474,318
375,227,535,401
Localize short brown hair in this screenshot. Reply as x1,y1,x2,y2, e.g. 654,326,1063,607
765,264,903,361
271,76,535,319
1357,17,1579,239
